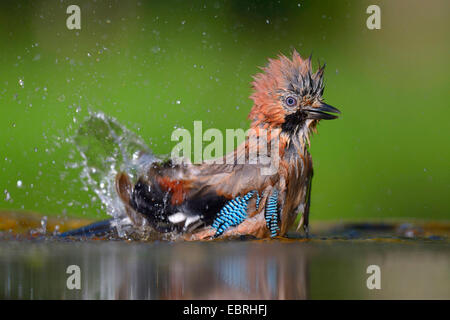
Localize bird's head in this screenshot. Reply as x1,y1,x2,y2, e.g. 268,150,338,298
248,50,340,136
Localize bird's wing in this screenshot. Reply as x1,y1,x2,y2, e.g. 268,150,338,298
115,138,281,236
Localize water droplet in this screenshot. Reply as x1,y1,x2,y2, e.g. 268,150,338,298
176,100,181,105
18,79,24,87
40,216,47,233
17,180,23,188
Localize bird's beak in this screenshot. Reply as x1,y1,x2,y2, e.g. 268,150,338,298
304,103,341,120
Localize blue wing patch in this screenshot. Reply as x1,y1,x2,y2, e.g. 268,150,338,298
212,189,280,238
265,190,280,237
212,191,258,237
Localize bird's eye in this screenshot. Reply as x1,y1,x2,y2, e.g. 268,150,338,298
285,96,297,107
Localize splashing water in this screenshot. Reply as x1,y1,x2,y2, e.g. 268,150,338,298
73,111,158,237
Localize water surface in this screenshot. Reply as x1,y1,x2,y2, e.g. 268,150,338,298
1,238,448,299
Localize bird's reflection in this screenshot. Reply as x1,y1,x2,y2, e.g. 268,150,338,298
158,244,309,299
3,240,449,299
0,242,309,299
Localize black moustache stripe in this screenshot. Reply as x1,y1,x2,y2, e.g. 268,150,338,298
281,110,306,134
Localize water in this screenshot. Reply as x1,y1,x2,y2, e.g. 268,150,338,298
0,240,448,299
72,112,159,237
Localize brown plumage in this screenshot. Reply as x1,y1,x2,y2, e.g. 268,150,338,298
116,49,340,240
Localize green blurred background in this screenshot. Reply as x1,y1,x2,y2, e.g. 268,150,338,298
0,0,448,221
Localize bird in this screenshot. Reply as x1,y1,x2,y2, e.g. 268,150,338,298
115,49,340,240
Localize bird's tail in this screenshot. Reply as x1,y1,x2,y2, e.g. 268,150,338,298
58,219,114,238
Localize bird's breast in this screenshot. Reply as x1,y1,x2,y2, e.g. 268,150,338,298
279,147,312,233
